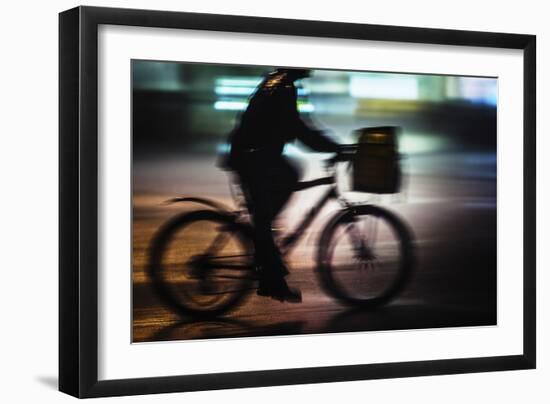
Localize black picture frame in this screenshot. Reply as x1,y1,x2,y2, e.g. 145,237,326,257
59,5,536,398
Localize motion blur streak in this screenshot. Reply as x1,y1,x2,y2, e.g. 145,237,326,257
132,61,496,342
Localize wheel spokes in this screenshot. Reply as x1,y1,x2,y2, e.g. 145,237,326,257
158,217,253,311
325,212,403,302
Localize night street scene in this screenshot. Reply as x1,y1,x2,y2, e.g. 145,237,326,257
131,60,497,343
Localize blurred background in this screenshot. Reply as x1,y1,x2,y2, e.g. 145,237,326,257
132,61,496,158
132,61,496,343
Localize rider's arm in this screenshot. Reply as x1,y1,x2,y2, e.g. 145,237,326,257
296,124,340,153
277,86,339,153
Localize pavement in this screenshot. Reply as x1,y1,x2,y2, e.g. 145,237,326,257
132,151,497,343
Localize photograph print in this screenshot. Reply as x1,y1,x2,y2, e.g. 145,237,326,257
131,60,497,343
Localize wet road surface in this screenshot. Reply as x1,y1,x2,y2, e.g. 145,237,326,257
132,152,496,343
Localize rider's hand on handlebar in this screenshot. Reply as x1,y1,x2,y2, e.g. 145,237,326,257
335,144,357,162
325,144,356,169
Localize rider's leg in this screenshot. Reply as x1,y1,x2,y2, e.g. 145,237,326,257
254,158,300,273
269,157,300,223
243,177,287,279
239,171,301,302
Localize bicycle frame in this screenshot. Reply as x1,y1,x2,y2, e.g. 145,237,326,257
279,176,340,256
230,155,364,259
191,169,377,281
186,172,349,279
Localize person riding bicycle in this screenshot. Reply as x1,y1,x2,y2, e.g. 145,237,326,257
224,68,340,303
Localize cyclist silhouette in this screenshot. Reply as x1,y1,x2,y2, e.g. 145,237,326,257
224,68,339,303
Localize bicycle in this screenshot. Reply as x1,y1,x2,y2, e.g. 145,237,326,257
148,143,415,318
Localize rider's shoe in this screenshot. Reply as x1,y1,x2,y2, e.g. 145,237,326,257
257,277,302,303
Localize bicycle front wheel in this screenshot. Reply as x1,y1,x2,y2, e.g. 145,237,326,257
317,205,414,308
148,210,255,318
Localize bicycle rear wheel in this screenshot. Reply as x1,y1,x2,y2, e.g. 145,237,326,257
317,205,414,308
148,210,254,318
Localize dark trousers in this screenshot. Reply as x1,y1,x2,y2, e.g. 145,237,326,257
235,156,299,281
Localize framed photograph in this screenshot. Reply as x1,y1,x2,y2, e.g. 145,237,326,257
59,6,536,398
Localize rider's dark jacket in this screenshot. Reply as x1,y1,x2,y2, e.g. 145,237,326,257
225,70,339,169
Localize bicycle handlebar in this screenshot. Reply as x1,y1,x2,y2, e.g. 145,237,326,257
325,144,357,167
